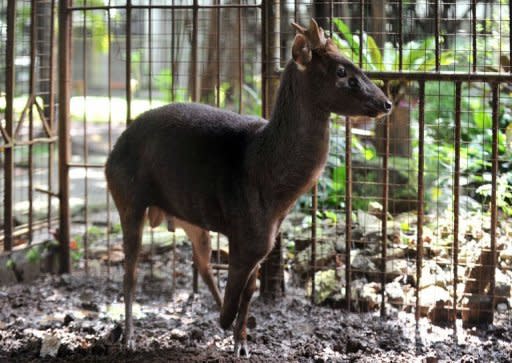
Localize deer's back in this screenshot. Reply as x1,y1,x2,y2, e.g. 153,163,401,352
106,103,266,232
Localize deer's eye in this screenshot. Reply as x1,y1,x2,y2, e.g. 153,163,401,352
336,67,346,78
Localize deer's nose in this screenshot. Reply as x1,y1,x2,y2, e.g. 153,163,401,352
384,100,393,111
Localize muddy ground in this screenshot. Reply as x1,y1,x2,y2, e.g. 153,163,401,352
1,243,511,363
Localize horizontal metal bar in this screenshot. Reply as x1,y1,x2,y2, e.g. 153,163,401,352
0,218,59,244
0,137,58,150
35,187,59,198
366,71,512,82
68,4,262,11
68,162,104,168
210,263,229,271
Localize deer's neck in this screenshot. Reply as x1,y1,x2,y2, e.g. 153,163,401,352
249,62,330,211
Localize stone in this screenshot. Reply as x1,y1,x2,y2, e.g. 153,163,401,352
40,333,61,358
385,282,405,307
418,285,451,317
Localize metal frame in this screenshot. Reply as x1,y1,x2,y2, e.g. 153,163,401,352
0,0,509,334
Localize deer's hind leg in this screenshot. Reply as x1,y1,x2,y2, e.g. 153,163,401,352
174,218,223,308
117,203,146,349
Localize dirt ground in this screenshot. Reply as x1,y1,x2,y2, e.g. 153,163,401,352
1,244,511,363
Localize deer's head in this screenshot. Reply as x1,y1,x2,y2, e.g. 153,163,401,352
292,19,392,118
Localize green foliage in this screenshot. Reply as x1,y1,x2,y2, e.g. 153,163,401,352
476,172,512,216
25,247,41,264
332,19,455,72
154,68,189,103
74,0,111,53
6,258,15,270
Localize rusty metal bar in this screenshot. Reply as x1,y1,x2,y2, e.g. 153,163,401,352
4,0,16,252
329,0,333,37
58,0,72,273
191,0,199,294
68,4,262,11
453,81,461,332
215,0,221,288
471,0,477,72
67,162,104,168
35,187,60,198
47,0,57,233
366,71,512,82
510,0,512,73
171,1,176,100
345,117,352,311
82,0,89,274
192,0,199,103
415,80,425,323
106,4,113,279
238,3,243,113
27,0,39,244
434,0,440,71
490,82,499,323
359,0,364,68
1,137,58,148
148,0,154,279
398,0,403,70
126,0,132,125
310,184,318,303
380,81,390,318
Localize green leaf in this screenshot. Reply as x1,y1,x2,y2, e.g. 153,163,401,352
473,111,492,129
333,19,360,63
332,166,346,192
366,34,383,71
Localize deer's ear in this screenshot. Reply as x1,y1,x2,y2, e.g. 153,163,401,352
292,34,311,70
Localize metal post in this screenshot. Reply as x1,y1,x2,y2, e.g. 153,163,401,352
260,0,284,298
345,117,352,311
415,81,425,323
58,0,72,273
4,0,16,252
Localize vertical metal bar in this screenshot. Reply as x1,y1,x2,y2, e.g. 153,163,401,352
4,0,16,252
47,0,56,233
434,0,440,71
380,81,390,318
329,0,333,37
238,3,243,113
490,82,499,324
415,80,425,323
294,0,298,23
310,184,318,304
28,0,38,243
82,1,89,275
191,0,199,102
509,0,512,73
215,0,221,287
453,81,461,333
171,1,176,100
398,0,403,70
148,0,154,280
472,0,477,72
126,0,132,125
106,4,112,279
345,117,352,311
191,0,199,293
58,0,72,273
359,0,364,68
262,0,268,117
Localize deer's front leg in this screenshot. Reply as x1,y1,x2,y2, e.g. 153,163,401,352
233,266,258,358
220,232,272,357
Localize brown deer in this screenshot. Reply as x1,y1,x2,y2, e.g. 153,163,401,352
105,19,391,357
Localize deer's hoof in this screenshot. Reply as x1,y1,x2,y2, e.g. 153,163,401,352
234,340,250,358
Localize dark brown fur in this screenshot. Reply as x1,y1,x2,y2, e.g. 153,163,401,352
105,20,391,355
